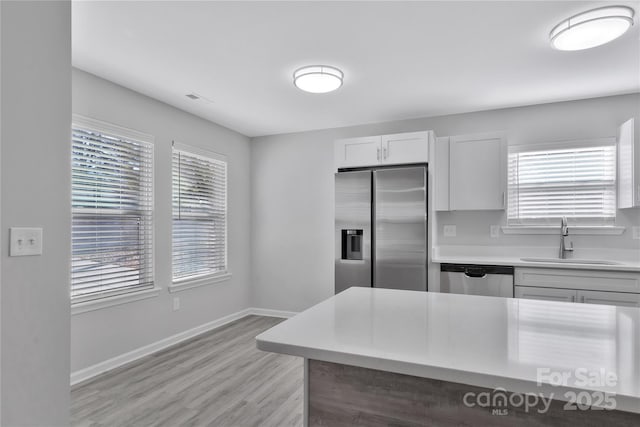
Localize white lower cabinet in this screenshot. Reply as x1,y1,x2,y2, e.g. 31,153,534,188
515,286,577,303
515,268,640,293
514,267,640,308
515,286,640,307
577,289,640,308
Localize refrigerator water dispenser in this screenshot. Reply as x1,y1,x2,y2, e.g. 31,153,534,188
341,229,363,260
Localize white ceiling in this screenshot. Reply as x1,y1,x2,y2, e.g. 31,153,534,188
72,1,640,137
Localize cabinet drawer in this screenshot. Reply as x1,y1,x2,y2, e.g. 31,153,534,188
515,268,640,294
515,286,577,303
578,290,640,308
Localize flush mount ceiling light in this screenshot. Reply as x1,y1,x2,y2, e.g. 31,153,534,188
293,65,343,93
550,5,635,51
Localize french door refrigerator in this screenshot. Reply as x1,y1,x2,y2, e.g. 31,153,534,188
335,165,428,293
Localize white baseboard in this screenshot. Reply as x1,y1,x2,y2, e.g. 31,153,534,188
70,307,298,386
249,307,298,318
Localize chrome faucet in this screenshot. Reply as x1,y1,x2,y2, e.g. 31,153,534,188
559,216,574,259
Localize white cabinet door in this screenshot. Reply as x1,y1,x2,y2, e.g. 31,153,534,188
515,268,640,294
617,118,639,208
334,136,382,169
434,137,450,211
516,285,640,307
381,131,429,165
578,290,640,308
449,132,507,210
515,286,577,303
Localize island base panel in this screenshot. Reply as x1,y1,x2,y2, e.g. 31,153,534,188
307,359,640,427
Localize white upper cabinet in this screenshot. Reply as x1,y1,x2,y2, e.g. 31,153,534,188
449,132,507,210
434,136,450,211
334,131,430,170
618,118,639,208
381,131,430,165
334,136,382,169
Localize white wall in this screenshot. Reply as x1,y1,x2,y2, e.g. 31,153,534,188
251,94,640,312
71,69,252,373
1,1,71,425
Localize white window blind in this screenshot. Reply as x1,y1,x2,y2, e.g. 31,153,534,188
71,118,154,302
508,141,616,225
172,144,227,282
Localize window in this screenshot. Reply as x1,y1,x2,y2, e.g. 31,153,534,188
71,117,154,302
507,139,616,225
172,143,228,284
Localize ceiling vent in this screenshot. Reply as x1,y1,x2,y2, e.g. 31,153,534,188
185,93,200,100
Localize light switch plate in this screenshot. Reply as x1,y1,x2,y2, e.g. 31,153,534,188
10,227,43,256
173,297,181,311
632,226,640,240
443,225,456,237
490,225,500,238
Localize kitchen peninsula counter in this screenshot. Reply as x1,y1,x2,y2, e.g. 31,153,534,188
256,287,640,425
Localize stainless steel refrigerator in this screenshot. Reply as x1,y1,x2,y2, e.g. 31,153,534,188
335,165,427,293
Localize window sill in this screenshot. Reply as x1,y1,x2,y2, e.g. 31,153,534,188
71,286,161,315
501,226,626,235
169,272,232,293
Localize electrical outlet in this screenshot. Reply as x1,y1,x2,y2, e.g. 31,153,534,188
443,225,456,237
10,227,43,256
490,225,500,238
632,226,640,240
173,297,180,311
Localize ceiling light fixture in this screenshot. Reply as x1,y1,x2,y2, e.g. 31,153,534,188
550,5,635,51
293,65,343,93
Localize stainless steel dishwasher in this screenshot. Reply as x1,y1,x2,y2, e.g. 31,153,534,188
440,264,514,298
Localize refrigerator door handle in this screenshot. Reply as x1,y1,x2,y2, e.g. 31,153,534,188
377,147,381,161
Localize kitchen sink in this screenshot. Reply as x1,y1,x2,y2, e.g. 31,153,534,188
520,257,621,265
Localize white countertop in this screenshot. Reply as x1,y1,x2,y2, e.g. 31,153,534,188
432,255,640,272
256,287,640,413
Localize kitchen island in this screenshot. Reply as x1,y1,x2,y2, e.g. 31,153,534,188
256,287,640,426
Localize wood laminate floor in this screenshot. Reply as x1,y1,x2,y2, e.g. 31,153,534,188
71,315,303,427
